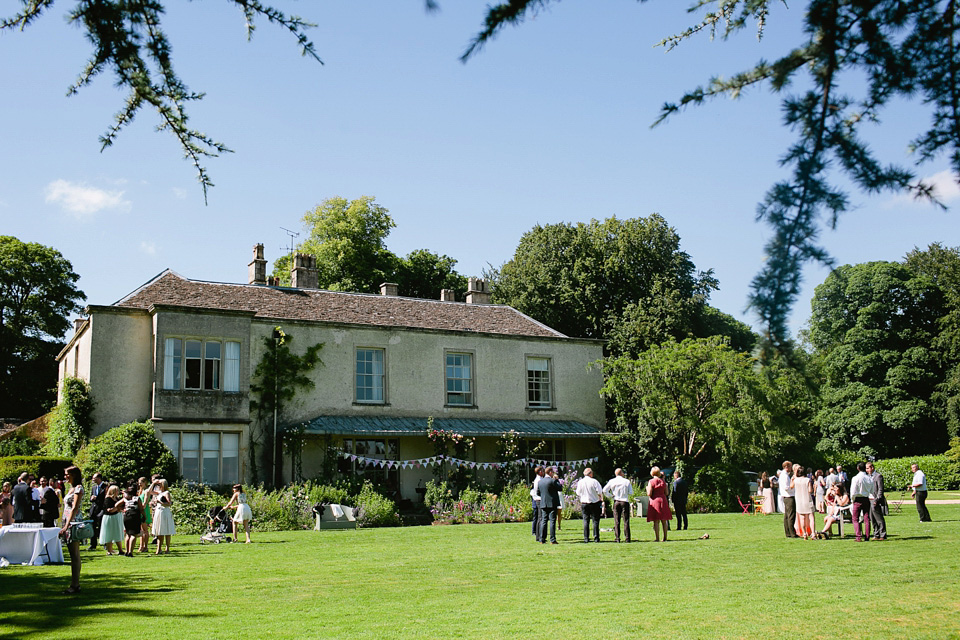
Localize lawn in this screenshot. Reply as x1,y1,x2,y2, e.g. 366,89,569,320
2,505,958,639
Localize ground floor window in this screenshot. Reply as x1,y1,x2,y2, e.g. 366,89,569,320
338,438,400,498
161,431,240,484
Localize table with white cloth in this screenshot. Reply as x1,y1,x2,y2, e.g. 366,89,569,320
0,526,65,565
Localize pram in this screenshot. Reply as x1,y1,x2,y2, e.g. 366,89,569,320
200,506,233,544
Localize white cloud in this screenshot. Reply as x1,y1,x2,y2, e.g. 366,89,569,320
44,179,131,219
883,169,960,209
139,241,158,256
171,187,187,200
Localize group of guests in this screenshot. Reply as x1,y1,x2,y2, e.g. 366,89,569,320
1,474,64,527
773,459,934,542
86,473,177,557
529,465,681,544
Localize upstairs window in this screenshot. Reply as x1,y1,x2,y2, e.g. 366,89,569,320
526,356,552,408
445,352,473,406
164,338,240,392
356,348,385,403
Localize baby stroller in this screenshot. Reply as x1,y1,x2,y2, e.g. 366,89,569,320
200,506,233,544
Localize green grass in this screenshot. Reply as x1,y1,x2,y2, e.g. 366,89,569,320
2,506,959,639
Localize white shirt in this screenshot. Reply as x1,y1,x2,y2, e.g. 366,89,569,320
530,475,544,502
602,475,634,502
850,471,874,499
912,470,927,491
825,472,839,487
777,470,795,497
575,476,603,504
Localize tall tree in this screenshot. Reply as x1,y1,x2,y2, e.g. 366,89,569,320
462,0,960,354
809,261,949,457
393,249,468,301
0,237,85,420
489,215,717,342
600,336,790,469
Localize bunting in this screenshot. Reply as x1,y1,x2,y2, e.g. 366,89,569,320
338,452,599,470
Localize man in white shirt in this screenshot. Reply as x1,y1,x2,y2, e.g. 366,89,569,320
602,468,634,543
777,461,798,538
849,462,875,541
910,463,932,522
530,466,545,542
575,468,603,543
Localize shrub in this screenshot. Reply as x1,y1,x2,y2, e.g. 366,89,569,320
498,482,534,522
0,434,42,457
354,481,400,528
686,492,728,513
73,421,178,484
874,453,960,490
693,462,748,511
45,377,94,457
424,479,451,509
0,455,74,485
169,482,227,535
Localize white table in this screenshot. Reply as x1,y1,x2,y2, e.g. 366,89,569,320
0,527,65,565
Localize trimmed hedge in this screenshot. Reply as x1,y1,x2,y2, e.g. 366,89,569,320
0,435,42,457
73,421,178,484
874,454,960,490
0,455,75,485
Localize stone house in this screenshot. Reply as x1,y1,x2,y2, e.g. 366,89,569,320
56,245,605,501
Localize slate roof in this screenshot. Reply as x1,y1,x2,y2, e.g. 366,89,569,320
295,415,603,438
113,270,566,338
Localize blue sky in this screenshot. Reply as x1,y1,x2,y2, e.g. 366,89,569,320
2,1,956,339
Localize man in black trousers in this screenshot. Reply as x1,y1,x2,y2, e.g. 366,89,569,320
537,467,562,545
778,461,798,538
672,469,689,531
866,462,887,540
88,472,105,550
11,473,32,523
530,466,544,542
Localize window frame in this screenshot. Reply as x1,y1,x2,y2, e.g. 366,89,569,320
161,430,241,485
162,337,241,393
444,349,476,407
525,355,554,409
354,347,387,405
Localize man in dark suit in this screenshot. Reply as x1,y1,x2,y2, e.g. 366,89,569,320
672,469,689,531
40,478,60,528
11,473,32,523
537,467,562,544
88,472,105,550
866,462,887,540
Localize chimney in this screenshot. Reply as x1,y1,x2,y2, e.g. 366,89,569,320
380,282,399,297
466,278,491,304
248,243,267,285
74,318,86,334
290,253,319,289
440,289,455,302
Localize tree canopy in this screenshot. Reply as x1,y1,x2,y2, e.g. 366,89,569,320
461,0,960,353
808,260,950,457
0,236,85,419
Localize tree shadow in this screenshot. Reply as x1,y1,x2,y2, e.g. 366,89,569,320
0,571,211,639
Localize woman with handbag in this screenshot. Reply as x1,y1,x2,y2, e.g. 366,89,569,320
60,466,86,594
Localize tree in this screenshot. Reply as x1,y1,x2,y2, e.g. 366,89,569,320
461,0,960,354
489,215,717,343
45,376,95,457
0,236,85,420
73,420,179,483
2,1,320,200
599,336,788,469
809,261,950,457
394,249,468,301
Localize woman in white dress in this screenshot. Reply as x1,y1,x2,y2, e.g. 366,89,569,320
224,484,252,543
150,479,176,554
792,466,815,539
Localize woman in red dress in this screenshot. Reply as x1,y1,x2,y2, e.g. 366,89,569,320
646,466,673,542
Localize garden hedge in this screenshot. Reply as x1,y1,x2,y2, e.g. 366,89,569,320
73,420,178,484
874,454,959,490
0,455,74,485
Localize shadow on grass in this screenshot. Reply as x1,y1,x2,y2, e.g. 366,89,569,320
0,571,211,639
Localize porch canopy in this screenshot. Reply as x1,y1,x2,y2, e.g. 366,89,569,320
292,416,603,438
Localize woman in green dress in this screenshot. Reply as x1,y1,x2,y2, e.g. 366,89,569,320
137,476,154,553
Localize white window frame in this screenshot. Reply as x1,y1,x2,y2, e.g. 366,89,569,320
162,430,240,485
355,347,386,404
163,337,241,393
445,350,475,407
525,355,553,409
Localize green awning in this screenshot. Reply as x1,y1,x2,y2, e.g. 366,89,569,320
292,416,603,438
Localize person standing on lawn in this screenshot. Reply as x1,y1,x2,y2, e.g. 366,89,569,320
910,463,932,522
530,466,545,542
603,468,634,543
88,472,105,550
537,467,562,544
850,462,874,542
672,469,689,531
11,473,31,523
778,461,797,538
866,462,887,540
575,468,603,543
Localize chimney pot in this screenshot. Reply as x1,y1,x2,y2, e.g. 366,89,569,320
440,289,455,302
291,253,319,289
248,243,267,285
466,278,491,304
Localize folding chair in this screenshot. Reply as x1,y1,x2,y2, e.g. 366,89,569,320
737,496,752,515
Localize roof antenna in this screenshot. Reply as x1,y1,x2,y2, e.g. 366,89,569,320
280,226,300,257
